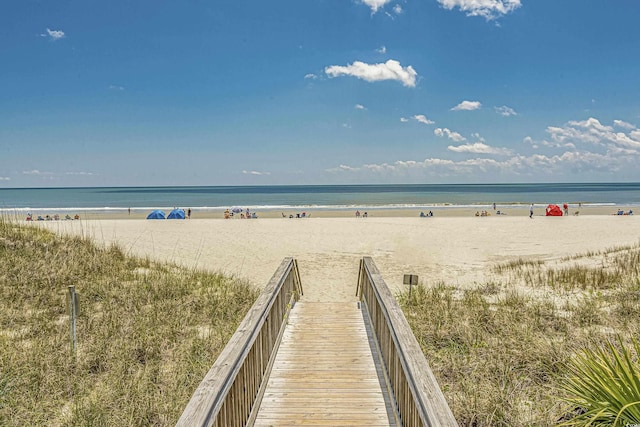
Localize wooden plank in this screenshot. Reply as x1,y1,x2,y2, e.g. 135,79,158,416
253,301,397,426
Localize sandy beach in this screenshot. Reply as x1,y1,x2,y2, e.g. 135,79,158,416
34,213,640,303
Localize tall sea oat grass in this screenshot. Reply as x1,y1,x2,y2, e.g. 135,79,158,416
400,243,640,426
0,218,258,426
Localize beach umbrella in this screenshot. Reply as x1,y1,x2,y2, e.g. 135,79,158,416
231,206,243,214
146,210,166,220
167,208,185,219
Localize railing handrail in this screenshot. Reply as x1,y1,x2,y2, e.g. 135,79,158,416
176,257,302,427
359,257,458,427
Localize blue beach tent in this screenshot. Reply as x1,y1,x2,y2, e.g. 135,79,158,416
146,210,166,220
167,208,186,219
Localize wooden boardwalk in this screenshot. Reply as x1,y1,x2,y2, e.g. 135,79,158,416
253,301,399,426
177,258,457,427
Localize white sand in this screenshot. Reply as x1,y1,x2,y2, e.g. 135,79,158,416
37,215,640,302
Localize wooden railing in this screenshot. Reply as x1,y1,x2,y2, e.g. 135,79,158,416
357,257,458,427
176,258,303,427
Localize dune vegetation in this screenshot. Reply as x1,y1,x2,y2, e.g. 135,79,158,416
399,243,640,426
0,219,258,426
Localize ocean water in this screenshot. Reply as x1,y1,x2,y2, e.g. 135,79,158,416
1,183,639,213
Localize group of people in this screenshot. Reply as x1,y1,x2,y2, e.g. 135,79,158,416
224,208,257,219
355,210,368,218
419,211,433,217
26,213,79,221
283,212,309,218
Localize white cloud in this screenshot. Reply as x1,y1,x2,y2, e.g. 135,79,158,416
20,170,94,178
393,4,403,14
22,169,54,175
538,138,576,150
328,115,640,180
327,149,636,178
437,0,521,20
376,46,387,54
495,105,517,117
304,73,318,80
471,132,486,142
109,85,125,91
332,164,360,172
448,142,513,155
65,171,95,176
360,0,392,13
413,114,435,125
43,28,65,40
242,170,271,176
400,117,409,122
546,117,640,151
355,104,367,110
434,127,466,142
614,119,635,130
451,100,482,111
325,59,418,87
0,177,10,181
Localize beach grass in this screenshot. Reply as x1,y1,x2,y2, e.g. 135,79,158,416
399,243,640,426
0,218,258,426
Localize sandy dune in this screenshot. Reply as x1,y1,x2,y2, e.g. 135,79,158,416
37,215,640,302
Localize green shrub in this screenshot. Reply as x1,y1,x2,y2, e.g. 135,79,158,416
558,337,640,427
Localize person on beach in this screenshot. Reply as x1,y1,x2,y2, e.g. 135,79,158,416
529,204,534,218
187,208,192,219
355,210,360,218
563,203,568,216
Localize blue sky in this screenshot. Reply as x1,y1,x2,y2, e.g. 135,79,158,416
2,0,640,187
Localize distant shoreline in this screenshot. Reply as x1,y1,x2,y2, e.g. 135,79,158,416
7,204,636,220
2,183,640,213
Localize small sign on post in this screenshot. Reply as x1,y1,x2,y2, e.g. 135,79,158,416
403,274,419,297
68,286,79,356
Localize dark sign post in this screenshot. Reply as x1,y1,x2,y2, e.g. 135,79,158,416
68,286,79,357
403,274,419,298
